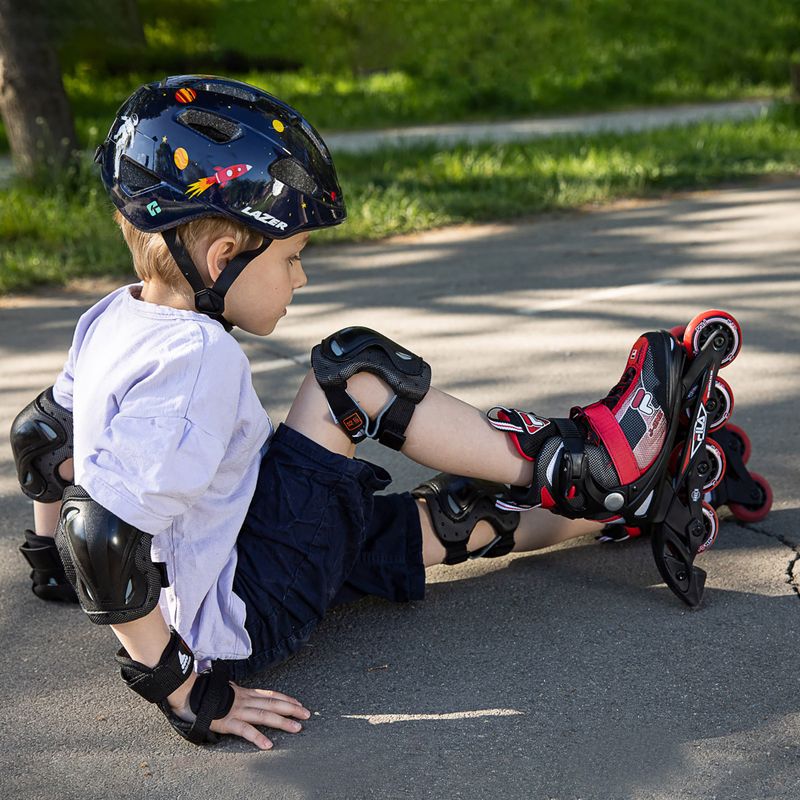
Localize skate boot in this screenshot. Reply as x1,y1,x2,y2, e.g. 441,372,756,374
489,310,744,607
598,422,772,541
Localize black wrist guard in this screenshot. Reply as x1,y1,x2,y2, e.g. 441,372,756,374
116,629,235,746
18,529,78,603
116,627,195,703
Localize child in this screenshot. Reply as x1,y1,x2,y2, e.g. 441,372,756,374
10,75,721,750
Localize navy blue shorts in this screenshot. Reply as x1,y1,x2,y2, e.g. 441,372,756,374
229,424,425,681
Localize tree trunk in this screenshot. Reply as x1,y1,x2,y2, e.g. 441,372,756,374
0,0,78,179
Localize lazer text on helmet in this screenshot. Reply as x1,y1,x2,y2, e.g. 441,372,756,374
240,206,288,231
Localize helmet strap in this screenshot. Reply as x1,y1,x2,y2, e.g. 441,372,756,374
161,228,271,331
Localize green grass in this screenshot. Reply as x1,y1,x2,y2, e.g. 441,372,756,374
2,104,800,294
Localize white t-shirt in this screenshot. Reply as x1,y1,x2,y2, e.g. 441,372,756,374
53,284,272,663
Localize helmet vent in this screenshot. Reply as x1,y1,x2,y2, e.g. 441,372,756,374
300,120,331,163
196,81,259,104
270,158,317,196
177,109,242,144
119,157,161,193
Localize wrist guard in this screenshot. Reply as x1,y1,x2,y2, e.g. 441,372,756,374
116,629,235,745
18,529,78,603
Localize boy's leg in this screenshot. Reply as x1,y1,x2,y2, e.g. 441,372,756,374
285,370,533,486
285,369,598,566
416,499,600,567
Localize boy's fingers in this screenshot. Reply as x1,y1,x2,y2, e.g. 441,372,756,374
247,688,304,706
241,699,310,720
216,718,273,751
242,707,305,733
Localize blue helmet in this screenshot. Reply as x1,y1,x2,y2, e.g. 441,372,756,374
96,75,346,327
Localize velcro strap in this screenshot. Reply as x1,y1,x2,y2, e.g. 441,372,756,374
324,385,368,442
19,530,64,571
581,403,639,484
116,627,195,704
158,663,235,745
375,396,415,450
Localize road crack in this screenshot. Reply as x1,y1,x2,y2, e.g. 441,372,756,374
732,519,799,600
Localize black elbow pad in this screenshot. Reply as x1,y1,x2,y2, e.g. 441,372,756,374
55,486,169,625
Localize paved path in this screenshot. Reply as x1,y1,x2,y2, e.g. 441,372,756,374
0,99,772,183
1,180,798,799
324,99,772,152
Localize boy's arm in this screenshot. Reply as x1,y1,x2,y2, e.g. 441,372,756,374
111,608,309,750
56,488,309,749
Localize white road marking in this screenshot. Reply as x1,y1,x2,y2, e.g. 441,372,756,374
342,708,524,725
516,278,681,316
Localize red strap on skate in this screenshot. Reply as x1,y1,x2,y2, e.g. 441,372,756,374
581,403,640,484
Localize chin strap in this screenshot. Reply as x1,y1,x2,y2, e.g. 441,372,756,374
161,228,271,331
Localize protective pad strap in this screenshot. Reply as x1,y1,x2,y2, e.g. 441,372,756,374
158,663,235,745
311,327,431,450
56,485,169,625
412,473,519,565
116,627,195,704
18,529,78,603
10,387,73,502
487,406,553,462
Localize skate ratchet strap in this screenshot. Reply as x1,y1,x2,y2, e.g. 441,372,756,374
116,627,196,704
549,418,589,515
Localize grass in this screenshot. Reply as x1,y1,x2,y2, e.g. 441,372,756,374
2,104,799,295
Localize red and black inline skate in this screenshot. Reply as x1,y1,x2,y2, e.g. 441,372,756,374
487,309,772,607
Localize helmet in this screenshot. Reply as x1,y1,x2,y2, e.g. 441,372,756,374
95,75,346,328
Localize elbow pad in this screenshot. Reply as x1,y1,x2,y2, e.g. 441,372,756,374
10,387,73,502
55,486,169,625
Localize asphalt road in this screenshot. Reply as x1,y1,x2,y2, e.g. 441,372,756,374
0,179,798,799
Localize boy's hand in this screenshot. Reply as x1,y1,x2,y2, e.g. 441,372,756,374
168,676,311,750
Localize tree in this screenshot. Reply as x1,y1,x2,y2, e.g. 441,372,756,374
0,0,78,179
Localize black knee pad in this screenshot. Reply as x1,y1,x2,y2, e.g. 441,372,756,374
10,387,73,502
412,473,520,565
311,327,431,450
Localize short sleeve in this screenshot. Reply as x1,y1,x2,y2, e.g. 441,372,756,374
81,415,227,535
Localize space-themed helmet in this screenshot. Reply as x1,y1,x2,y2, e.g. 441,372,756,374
96,75,346,328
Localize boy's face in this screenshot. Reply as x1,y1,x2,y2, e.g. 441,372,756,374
219,231,310,336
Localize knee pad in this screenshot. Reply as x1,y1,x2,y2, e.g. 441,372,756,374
311,327,431,450
55,486,169,625
412,473,520,565
10,387,73,501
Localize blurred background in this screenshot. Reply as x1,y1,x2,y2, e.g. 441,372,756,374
1,0,800,294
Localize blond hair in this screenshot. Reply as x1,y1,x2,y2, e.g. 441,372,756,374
113,210,263,290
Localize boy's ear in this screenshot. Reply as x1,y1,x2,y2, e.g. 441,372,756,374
205,236,237,283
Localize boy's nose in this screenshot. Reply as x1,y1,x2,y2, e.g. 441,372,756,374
294,263,308,289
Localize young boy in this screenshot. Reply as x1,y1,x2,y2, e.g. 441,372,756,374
10,76,724,750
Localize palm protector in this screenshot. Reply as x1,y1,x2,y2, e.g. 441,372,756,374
116,628,235,745
413,473,520,565
10,386,73,502
55,485,168,625
311,327,431,450
19,529,78,603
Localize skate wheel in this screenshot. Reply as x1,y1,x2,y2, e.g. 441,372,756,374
682,376,733,432
700,438,726,493
728,472,773,523
697,501,719,553
723,423,751,464
669,324,686,341
683,310,742,367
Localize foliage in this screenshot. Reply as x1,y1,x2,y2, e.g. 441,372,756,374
3,106,800,293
